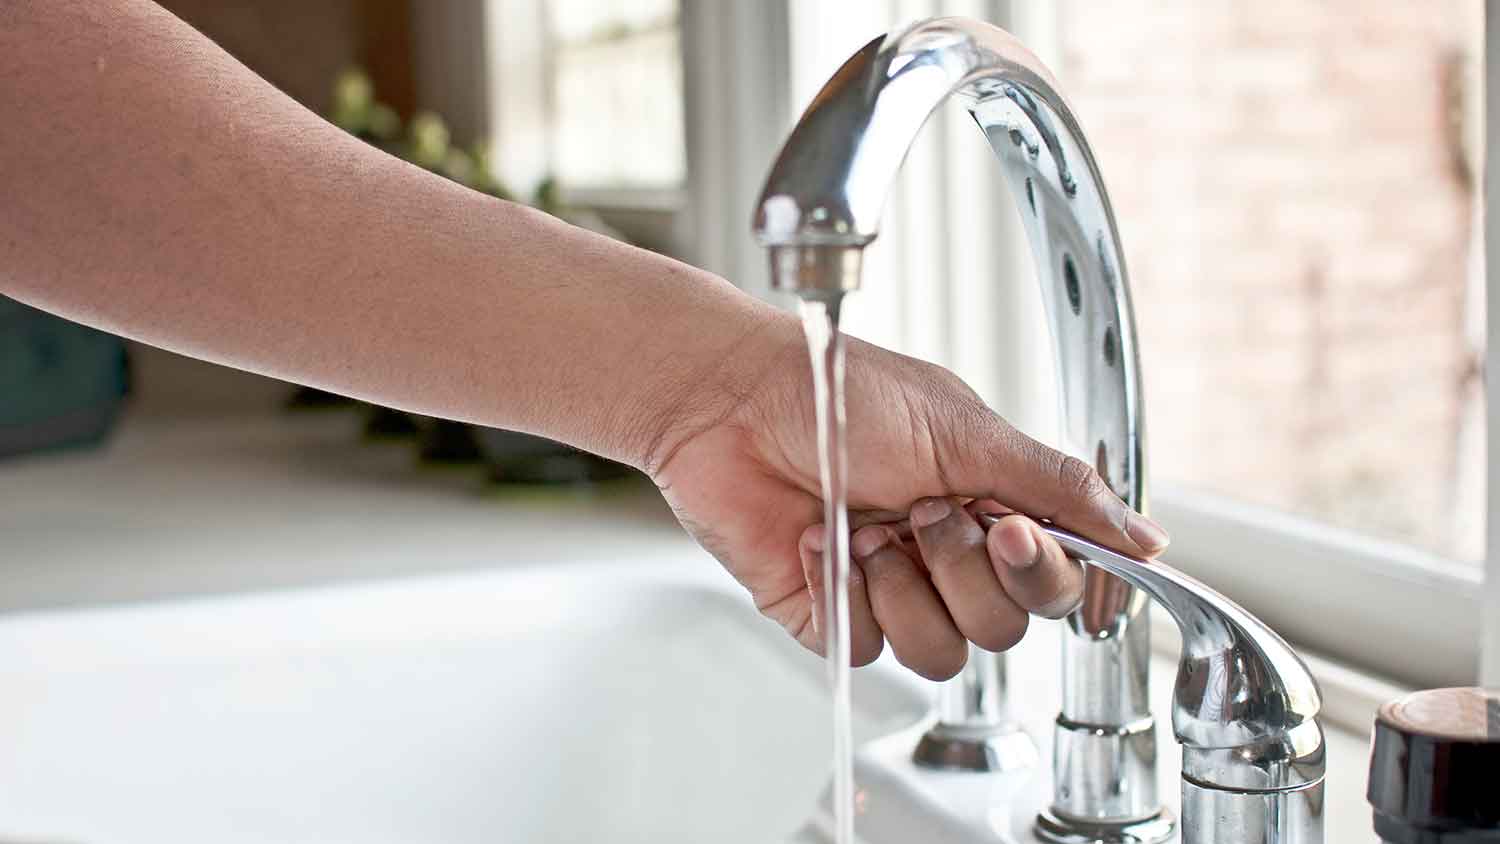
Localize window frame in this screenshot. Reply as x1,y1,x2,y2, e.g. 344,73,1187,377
480,0,1494,687
483,0,790,281
1153,486,1483,688
483,0,698,259
1011,2,1491,690
547,8,688,194
1481,0,1499,687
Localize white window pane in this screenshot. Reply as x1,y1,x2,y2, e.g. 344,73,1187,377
549,0,676,44
553,27,684,188
547,1,683,189
1057,0,1485,562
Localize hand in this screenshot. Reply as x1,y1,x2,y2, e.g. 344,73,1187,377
648,314,1169,680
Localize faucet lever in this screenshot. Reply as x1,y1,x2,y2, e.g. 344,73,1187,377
989,515,1327,844
1021,521,1324,749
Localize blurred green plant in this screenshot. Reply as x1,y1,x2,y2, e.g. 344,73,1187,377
328,67,513,201
532,175,561,217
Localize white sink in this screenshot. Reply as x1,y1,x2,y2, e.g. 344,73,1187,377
0,418,1376,843
0,548,1378,844
0,559,929,844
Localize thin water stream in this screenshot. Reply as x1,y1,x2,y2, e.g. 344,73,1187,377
797,296,854,844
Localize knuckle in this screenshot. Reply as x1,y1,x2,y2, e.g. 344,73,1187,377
1038,590,1084,620
918,359,970,394
867,562,923,606
913,520,984,571
926,547,988,584
844,561,867,591
1029,553,1085,618
1056,454,1105,505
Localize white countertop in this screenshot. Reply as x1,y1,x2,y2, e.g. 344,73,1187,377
0,411,690,613
0,412,1378,841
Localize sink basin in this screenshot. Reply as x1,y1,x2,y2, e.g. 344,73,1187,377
0,419,1376,843
0,559,929,844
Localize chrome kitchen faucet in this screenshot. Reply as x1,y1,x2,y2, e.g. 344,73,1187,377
753,18,1324,844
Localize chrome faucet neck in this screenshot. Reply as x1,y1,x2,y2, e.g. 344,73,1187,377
753,16,1324,844
754,16,1163,841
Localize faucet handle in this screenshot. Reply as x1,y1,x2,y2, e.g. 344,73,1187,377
980,515,1325,789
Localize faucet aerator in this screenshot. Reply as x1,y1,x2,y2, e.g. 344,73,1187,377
766,244,865,299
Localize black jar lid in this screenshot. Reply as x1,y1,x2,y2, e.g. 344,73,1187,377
1368,687,1500,844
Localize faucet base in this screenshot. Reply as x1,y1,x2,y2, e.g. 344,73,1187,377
911,722,1038,772
1035,808,1176,844
1180,777,1323,844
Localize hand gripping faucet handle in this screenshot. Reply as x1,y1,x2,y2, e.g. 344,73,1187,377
751,19,1162,831
983,515,1328,844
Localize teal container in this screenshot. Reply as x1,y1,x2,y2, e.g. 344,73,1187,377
0,297,129,459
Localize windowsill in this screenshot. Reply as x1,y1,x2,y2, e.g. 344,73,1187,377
558,185,687,213
1152,486,1484,689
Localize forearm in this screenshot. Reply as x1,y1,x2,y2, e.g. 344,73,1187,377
0,0,789,468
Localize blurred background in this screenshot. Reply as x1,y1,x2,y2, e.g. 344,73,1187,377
0,1,1487,678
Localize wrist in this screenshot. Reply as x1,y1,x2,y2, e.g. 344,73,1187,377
630,285,803,478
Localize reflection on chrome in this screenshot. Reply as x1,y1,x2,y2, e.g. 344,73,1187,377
754,17,1324,844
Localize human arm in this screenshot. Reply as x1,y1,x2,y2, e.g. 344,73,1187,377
1,0,1168,677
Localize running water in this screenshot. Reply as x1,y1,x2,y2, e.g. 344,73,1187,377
798,296,854,844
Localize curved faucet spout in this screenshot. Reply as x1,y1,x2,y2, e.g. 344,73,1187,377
753,15,1160,838
753,16,1146,634
753,18,1065,250
754,16,1326,844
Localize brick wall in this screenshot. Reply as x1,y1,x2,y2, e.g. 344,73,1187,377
1056,2,1485,559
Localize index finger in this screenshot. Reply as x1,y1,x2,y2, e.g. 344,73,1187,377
944,414,1169,558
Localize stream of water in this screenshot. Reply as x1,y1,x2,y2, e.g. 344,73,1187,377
797,296,854,844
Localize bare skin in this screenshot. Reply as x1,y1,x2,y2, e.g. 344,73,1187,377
1,0,1168,679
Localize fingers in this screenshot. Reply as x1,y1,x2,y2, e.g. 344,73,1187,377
791,502,1083,678
981,511,1086,619
948,412,1170,559
847,509,911,531
798,525,885,667
850,524,968,680
909,497,1029,653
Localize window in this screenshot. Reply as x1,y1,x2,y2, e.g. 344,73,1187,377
484,0,685,199
548,0,685,190
782,1,1487,686
1058,1,1486,566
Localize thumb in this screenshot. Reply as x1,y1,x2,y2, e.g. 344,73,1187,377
943,408,1169,558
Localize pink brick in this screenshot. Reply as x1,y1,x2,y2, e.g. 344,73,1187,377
1057,0,1482,559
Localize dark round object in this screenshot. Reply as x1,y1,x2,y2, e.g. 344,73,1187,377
474,427,633,484
284,386,355,410
1368,687,1500,844
363,405,420,438
418,419,484,464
